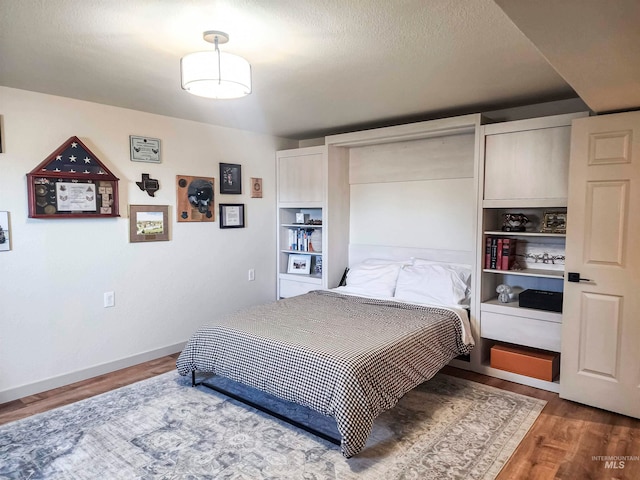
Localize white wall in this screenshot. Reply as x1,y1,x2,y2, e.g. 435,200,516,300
0,87,297,402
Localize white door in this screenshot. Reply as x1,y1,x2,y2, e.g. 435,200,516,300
560,111,640,418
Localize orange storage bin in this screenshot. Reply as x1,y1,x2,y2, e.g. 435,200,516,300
490,344,560,381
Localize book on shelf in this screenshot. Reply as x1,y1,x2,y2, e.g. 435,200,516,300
485,236,518,270
288,227,315,252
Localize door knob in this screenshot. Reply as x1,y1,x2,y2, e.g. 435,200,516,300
568,272,592,283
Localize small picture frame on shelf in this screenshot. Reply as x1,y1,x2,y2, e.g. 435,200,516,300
540,211,567,234
288,254,311,274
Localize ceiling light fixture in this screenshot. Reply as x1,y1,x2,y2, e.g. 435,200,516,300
180,30,251,99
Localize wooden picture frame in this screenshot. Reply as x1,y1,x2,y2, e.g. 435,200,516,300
250,177,263,198
288,254,311,275
541,211,567,234
220,163,242,194
176,175,215,222
129,205,169,242
219,203,245,229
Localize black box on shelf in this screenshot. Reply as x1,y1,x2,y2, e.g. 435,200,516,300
519,289,563,313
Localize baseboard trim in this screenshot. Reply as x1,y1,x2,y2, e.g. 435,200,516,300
0,342,185,404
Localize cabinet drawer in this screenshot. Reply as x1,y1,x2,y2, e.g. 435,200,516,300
481,310,561,352
279,278,319,298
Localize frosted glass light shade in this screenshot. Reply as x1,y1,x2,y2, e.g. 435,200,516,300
181,51,251,99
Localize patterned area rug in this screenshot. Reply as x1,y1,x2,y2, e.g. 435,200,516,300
0,371,545,479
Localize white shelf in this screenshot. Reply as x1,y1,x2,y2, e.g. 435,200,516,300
481,298,562,323
278,273,322,283
281,223,322,228
484,230,565,238
280,249,322,256
483,268,564,279
477,363,560,393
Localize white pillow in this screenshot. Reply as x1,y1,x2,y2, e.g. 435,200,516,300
343,262,403,297
411,258,472,285
395,263,469,306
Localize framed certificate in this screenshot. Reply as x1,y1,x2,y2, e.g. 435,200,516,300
130,136,161,163
219,203,245,228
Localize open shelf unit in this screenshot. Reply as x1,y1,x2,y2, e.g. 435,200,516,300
474,113,583,391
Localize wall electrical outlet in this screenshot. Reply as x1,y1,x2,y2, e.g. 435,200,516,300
248,269,255,281
104,291,115,308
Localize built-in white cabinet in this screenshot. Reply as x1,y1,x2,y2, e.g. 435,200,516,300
475,112,588,392
276,145,349,298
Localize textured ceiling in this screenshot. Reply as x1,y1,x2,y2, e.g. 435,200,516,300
0,0,580,139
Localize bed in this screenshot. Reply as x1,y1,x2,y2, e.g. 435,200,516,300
177,258,474,458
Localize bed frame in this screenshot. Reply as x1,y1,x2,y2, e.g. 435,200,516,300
189,245,474,452
191,371,341,446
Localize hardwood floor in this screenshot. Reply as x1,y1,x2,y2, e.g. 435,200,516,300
1,356,638,479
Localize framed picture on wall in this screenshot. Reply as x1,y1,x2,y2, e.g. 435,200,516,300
0,211,10,251
219,203,245,228
129,205,170,242
220,163,242,194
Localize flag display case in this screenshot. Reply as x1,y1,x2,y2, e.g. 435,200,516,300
27,137,120,218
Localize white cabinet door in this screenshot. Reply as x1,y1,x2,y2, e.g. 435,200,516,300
277,147,325,204
484,125,571,202
560,111,640,419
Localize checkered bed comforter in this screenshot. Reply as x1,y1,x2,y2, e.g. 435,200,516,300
176,290,472,457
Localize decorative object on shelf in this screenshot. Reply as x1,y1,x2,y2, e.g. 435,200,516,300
27,136,119,218
496,284,513,303
0,211,10,251
219,203,245,228
129,205,169,242
515,239,566,272
540,211,566,234
501,213,529,232
181,30,251,99
136,173,160,197
250,177,262,198
522,252,566,265
287,253,311,275
176,175,215,222
219,163,242,194
129,136,161,163
295,212,308,224
313,255,322,275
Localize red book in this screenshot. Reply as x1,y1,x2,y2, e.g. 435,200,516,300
496,238,503,270
501,238,517,270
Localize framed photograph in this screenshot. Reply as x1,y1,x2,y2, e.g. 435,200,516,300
288,254,311,275
0,211,10,251
220,163,242,194
250,177,263,198
219,203,245,229
541,211,567,234
130,136,161,163
129,205,169,242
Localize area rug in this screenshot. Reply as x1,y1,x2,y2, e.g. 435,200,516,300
0,371,545,479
